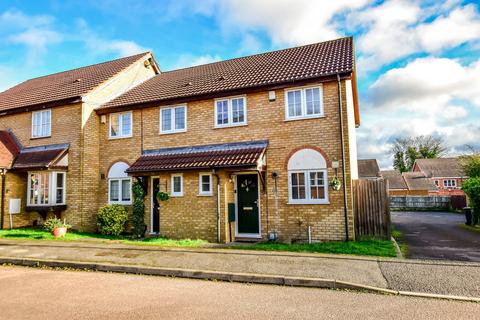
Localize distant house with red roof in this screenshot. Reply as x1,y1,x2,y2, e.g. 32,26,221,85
413,158,467,196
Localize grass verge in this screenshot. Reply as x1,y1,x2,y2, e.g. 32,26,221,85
0,228,207,248
460,224,480,234
229,239,396,257
391,227,408,257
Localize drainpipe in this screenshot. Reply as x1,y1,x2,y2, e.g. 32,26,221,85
0,169,5,230
213,169,221,243
337,74,350,241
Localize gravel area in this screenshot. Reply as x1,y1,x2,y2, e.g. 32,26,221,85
380,261,480,297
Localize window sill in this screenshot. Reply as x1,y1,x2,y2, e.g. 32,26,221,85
170,194,183,198
30,135,52,140
288,201,330,205
214,123,248,129
284,115,325,122
108,202,132,205
26,204,67,212
108,135,133,140
197,193,213,197
159,130,187,135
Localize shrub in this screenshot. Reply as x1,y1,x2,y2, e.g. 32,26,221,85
132,181,146,238
462,177,480,225
96,204,129,236
43,217,71,232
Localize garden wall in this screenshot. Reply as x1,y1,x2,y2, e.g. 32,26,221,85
389,196,463,211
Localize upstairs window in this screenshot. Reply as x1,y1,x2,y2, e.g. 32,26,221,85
32,109,51,138
285,86,323,120
287,148,329,204
27,171,66,206
160,105,187,134
110,112,132,139
444,179,456,188
108,162,132,205
215,97,246,127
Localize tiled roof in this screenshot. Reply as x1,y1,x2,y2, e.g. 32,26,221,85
0,52,150,113
12,144,69,170
403,172,437,191
101,37,354,110
415,158,465,178
358,159,380,178
380,170,407,190
0,130,21,169
127,140,268,174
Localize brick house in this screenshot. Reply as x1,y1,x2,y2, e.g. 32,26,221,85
0,37,360,242
413,158,467,196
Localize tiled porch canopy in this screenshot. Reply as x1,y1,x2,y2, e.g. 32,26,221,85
127,140,268,175
12,143,69,171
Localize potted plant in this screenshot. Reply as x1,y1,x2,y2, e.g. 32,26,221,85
156,191,170,202
44,217,71,238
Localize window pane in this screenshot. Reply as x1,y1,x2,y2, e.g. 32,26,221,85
232,98,245,123
287,90,302,117
306,88,321,115
110,180,119,201
310,171,325,200
30,174,38,205
121,179,131,201
173,176,182,193
175,107,186,130
110,115,118,136
121,113,132,136
291,172,306,200
56,173,64,204
216,100,229,125
161,109,172,131
201,175,211,192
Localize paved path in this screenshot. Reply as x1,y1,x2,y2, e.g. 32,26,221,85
0,266,478,320
392,211,480,261
0,239,479,298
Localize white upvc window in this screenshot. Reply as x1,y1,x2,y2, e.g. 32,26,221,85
199,173,213,196
109,111,132,139
171,174,183,197
160,105,187,134
214,96,247,127
27,171,66,206
285,85,323,120
444,179,456,188
108,162,132,205
32,109,51,138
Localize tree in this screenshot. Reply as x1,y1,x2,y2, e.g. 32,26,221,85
391,135,446,172
459,149,480,178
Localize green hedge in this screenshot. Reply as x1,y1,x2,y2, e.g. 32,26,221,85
96,204,129,236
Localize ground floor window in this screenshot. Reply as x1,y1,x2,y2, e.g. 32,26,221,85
287,148,329,204
27,171,66,206
171,174,183,196
108,161,132,205
199,173,213,196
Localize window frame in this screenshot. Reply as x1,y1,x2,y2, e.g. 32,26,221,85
288,169,329,204
31,109,52,138
108,177,132,205
198,172,213,196
109,111,133,139
27,171,66,206
159,105,187,134
171,173,183,197
443,179,457,188
214,96,247,128
284,85,324,121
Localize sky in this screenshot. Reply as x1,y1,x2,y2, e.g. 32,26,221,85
1,0,479,169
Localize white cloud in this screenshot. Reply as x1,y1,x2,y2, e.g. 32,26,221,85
171,54,222,70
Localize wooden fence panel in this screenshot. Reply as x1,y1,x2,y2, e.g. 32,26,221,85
353,179,391,239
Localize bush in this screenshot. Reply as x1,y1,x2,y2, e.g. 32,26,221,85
132,182,146,238
462,177,480,225
43,217,71,232
96,204,129,236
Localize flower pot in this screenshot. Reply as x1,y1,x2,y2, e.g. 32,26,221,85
52,227,67,238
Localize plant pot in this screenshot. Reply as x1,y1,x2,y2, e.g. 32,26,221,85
52,227,67,238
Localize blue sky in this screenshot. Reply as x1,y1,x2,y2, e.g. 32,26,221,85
1,0,480,168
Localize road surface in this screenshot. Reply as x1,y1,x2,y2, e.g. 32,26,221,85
0,266,478,319
392,211,480,261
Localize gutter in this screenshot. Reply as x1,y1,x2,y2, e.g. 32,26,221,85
336,74,350,241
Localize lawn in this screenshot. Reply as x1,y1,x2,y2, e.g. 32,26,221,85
391,227,408,257
460,224,480,234
229,239,397,257
0,228,207,247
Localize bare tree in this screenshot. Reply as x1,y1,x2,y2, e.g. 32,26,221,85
391,135,446,172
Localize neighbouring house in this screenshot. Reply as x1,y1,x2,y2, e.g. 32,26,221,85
0,37,360,243
357,159,380,179
413,158,467,196
380,170,437,196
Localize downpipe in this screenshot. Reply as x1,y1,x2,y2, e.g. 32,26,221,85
337,74,350,242
213,170,221,243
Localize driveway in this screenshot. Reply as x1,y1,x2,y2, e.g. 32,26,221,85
392,211,480,261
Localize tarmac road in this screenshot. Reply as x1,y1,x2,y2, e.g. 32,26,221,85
0,266,478,320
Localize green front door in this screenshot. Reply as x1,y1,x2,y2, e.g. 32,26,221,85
237,174,260,235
